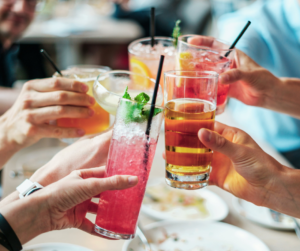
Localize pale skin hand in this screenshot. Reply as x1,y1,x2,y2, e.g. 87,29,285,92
0,78,95,168
0,130,112,207
198,122,300,218
0,167,138,245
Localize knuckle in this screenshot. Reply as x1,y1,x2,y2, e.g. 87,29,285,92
56,106,67,115
52,127,64,137
23,111,34,122
50,79,61,90
25,124,38,136
56,92,68,102
215,134,227,148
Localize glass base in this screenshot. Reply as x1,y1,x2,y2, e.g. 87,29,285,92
216,102,226,115
94,224,135,240
165,170,210,190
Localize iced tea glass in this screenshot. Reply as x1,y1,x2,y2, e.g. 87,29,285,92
94,98,164,240
128,37,176,95
177,35,235,114
53,65,111,144
164,70,218,190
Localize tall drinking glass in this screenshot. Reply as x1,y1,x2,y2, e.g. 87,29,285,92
128,37,176,95
177,35,235,114
94,98,164,239
164,71,218,190
53,65,111,144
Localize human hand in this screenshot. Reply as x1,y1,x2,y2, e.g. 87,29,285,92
0,78,95,151
0,167,138,244
198,122,283,207
30,130,112,187
218,49,279,107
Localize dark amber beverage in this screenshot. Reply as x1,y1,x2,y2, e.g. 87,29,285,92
165,99,215,188
164,70,218,190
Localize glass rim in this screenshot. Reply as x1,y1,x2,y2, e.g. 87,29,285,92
118,97,164,110
67,65,112,71
128,36,175,55
94,70,159,100
164,70,219,79
178,34,235,53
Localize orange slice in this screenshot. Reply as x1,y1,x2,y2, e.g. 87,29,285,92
130,57,152,88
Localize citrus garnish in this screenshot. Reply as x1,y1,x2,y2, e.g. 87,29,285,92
130,57,152,88
176,52,194,87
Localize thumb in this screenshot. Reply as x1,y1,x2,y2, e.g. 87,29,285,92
198,128,247,162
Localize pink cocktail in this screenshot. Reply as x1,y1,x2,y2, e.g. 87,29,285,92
94,98,163,240
177,35,235,114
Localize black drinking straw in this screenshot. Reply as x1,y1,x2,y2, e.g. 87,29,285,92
40,49,63,76
224,21,251,57
150,7,155,47
145,55,165,137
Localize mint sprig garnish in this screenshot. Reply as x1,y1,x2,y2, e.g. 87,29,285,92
121,87,163,123
172,20,181,47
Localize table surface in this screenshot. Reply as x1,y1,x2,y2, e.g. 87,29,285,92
19,16,143,44
2,111,299,251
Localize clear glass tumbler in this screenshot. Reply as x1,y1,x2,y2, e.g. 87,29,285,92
177,35,235,114
164,70,218,190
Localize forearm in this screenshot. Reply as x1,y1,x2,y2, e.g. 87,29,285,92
264,77,300,119
0,192,49,244
0,88,19,115
265,165,300,218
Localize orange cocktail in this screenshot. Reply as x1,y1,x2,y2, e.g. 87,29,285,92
54,66,111,139
128,37,175,96
164,71,218,190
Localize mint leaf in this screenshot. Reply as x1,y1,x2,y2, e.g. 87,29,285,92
122,86,132,100
142,108,163,118
172,20,181,47
134,92,150,104
119,87,163,123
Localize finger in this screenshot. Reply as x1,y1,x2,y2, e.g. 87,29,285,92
198,128,249,163
78,175,139,200
162,151,166,160
36,124,86,138
28,105,94,124
79,218,117,240
24,78,89,93
187,35,214,47
78,166,106,179
29,91,95,108
87,201,98,214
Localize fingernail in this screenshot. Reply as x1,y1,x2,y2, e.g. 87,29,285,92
88,109,94,116
202,129,212,142
76,129,85,136
89,96,95,105
128,176,138,185
81,84,88,92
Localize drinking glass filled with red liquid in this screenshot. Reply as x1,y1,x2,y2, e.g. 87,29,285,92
164,71,218,190
177,35,235,114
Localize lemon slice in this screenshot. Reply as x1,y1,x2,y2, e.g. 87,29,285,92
130,57,152,88
176,52,194,87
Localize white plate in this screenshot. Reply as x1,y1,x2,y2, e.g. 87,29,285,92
23,242,93,251
123,221,270,251
141,178,228,222
232,197,295,230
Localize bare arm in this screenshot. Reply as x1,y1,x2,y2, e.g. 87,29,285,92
0,87,20,115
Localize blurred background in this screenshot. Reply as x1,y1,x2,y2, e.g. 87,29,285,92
14,0,257,82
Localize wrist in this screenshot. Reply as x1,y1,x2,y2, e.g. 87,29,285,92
30,163,57,187
264,165,300,218
0,191,50,244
